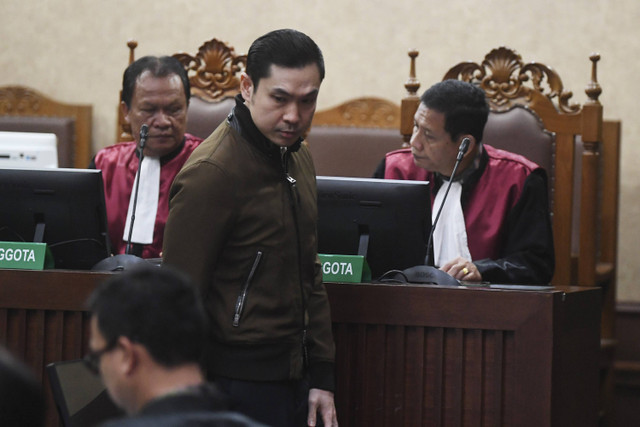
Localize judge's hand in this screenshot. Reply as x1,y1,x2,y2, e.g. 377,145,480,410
440,257,482,282
308,388,338,426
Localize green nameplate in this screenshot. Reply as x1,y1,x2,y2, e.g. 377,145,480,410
0,241,52,270
319,254,371,283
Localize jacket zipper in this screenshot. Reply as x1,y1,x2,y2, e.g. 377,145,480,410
281,147,309,369
233,250,263,327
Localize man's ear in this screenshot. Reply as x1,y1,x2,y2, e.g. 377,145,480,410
116,336,138,376
240,73,253,102
120,101,131,125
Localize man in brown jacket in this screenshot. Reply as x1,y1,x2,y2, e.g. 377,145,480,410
162,29,337,427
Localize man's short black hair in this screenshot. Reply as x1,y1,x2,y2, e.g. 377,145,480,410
121,56,190,108
246,29,325,90
0,346,45,427
421,79,489,144
87,265,207,367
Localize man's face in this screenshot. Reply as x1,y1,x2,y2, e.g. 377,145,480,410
241,64,321,147
88,316,131,414
409,103,461,176
122,71,188,157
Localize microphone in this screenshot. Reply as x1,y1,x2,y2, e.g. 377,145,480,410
457,137,470,161
425,137,471,266
138,123,149,152
92,124,151,271
125,124,148,255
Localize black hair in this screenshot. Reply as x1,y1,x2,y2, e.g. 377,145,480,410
121,56,190,108
0,347,45,427
420,79,489,144
87,265,207,367
246,29,325,90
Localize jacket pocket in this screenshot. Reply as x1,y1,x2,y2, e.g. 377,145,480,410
232,251,263,327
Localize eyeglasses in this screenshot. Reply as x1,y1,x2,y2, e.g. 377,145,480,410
83,341,117,375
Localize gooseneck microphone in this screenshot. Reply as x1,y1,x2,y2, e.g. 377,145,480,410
92,124,151,271
125,124,149,255
425,137,471,266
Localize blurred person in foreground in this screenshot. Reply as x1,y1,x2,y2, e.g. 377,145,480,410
0,345,45,427
85,266,263,426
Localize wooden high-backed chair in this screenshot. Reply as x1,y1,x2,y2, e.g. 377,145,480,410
401,47,621,425
117,38,246,142
0,86,92,168
306,97,404,177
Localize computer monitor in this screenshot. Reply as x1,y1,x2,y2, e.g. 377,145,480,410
0,131,58,168
316,176,431,280
0,168,111,270
47,360,124,427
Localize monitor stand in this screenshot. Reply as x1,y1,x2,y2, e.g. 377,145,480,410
33,219,45,243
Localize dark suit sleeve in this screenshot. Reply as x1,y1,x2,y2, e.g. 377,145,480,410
474,169,555,284
372,157,386,178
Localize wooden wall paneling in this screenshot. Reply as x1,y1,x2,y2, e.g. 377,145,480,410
614,302,640,426
424,327,444,426
502,330,516,426
327,282,600,427
0,308,7,347
6,309,27,360
443,328,464,426
332,323,354,426
463,329,483,427
403,325,425,424
0,271,601,427
44,310,65,427
483,330,506,426
363,324,385,426
26,310,46,382
354,323,368,424
383,325,405,427
552,284,602,426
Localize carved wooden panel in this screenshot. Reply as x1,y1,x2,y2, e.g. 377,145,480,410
312,97,401,129
0,86,48,115
173,38,247,103
442,47,581,114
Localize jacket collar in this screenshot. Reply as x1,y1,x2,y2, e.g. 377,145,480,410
228,94,303,159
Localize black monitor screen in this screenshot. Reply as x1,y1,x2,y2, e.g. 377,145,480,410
316,176,430,280
0,168,110,269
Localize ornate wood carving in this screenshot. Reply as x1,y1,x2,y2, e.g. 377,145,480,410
312,97,400,129
585,53,602,104
404,49,421,97
0,86,45,114
173,38,247,103
443,47,580,114
400,49,421,143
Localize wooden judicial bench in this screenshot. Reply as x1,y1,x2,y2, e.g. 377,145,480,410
0,269,600,427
